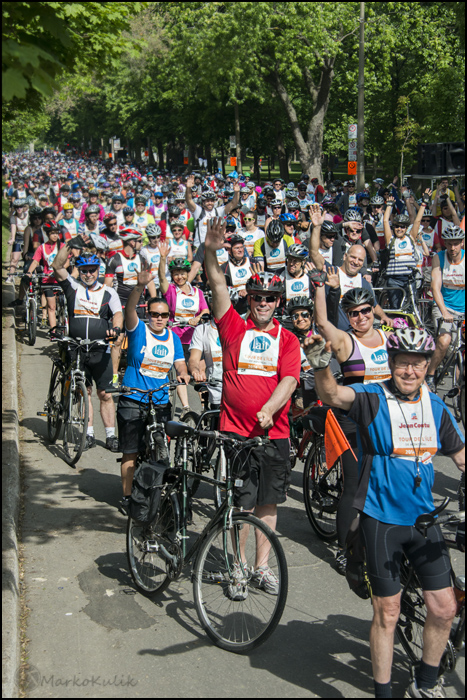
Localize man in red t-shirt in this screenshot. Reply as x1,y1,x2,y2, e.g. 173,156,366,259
204,217,301,594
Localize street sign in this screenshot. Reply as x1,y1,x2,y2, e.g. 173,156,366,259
348,124,357,139
348,140,357,150
183,150,189,158
348,151,357,161
114,139,120,150
230,157,237,166
230,136,236,149
348,161,357,175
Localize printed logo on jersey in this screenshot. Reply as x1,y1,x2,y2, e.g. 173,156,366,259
153,345,169,358
216,248,225,257
422,233,431,241
216,337,221,346
411,412,418,421
151,255,159,263
371,349,388,364
291,281,304,292
245,234,253,242
48,254,57,264
270,248,280,258
249,336,271,353
127,262,138,272
236,268,247,278
182,298,195,308
398,240,408,249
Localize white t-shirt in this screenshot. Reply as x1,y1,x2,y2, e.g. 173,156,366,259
188,322,223,404
192,203,226,247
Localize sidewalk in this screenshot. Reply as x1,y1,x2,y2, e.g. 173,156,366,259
2,281,21,698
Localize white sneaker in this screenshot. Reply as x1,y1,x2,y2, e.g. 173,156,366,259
5,276,15,284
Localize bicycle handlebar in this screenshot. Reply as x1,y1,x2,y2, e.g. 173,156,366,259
196,429,270,448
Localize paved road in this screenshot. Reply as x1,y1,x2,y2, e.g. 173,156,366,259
17,324,464,698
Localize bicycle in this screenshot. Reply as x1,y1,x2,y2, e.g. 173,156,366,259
23,271,42,346
126,423,288,653
301,405,344,542
396,485,465,681
38,335,110,466
373,270,426,329
432,317,465,428
173,379,224,507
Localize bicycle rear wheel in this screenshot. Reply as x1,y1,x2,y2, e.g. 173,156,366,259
302,436,343,542
27,298,37,346
62,380,89,466
47,364,63,443
172,411,204,496
168,366,178,419
127,492,180,596
193,513,288,653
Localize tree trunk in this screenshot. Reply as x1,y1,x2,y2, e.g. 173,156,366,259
234,102,242,173
157,140,164,169
272,59,335,184
220,144,226,178
189,143,196,170
148,138,156,167
275,118,289,181
252,149,260,182
206,144,212,173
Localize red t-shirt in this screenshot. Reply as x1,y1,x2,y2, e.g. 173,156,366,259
33,241,64,283
159,220,190,241
215,305,301,438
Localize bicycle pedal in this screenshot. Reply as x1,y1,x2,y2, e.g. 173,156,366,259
36,412,48,416
445,387,460,399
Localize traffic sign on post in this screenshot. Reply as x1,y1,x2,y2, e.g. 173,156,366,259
348,161,357,175
348,124,357,139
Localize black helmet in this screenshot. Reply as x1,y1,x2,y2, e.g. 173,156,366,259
341,287,374,312
245,272,284,295
123,206,135,215
112,193,124,203
256,197,267,210
392,214,410,227
266,219,285,245
320,221,338,236
225,233,244,247
286,295,314,314
168,206,181,217
135,195,147,205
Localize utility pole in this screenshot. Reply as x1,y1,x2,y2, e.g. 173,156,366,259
357,2,365,189
234,102,242,174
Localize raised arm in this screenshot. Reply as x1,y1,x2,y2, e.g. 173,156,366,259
184,175,197,214
158,240,170,295
303,337,356,410
52,239,73,282
383,196,395,245
309,203,326,271
125,266,156,331
204,217,230,320
314,273,350,361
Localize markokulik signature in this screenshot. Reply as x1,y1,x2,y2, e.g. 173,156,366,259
18,665,138,691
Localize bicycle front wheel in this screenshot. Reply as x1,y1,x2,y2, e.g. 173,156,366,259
47,364,63,443
27,298,37,346
193,513,288,653
127,492,180,596
62,380,89,466
302,436,343,541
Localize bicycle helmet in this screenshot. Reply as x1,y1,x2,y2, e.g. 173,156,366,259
341,287,374,312
103,212,117,224
135,195,147,205
170,219,185,229
26,195,36,207
343,209,363,223
123,206,135,215
370,195,384,206
287,200,299,211
112,193,125,203
119,227,142,242
168,206,181,217
224,215,238,231
89,188,99,197
43,220,61,233
441,224,465,240
286,243,308,260
270,198,283,208
265,219,285,245
85,203,101,216
286,295,314,313
245,272,284,295
146,223,162,238
392,214,411,227
256,197,267,210
320,221,338,236
201,191,216,201
29,206,43,218
386,328,435,356
168,258,191,272
321,195,336,207
279,212,296,223
225,233,244,247
262,186,274,197
13,198,25,208
75,254,100,268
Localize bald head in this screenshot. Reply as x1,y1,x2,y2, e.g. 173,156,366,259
343,244,366,276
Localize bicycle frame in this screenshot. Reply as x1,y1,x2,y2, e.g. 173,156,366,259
435,319,465,388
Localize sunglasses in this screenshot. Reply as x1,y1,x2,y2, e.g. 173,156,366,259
244,217,255,222
323,233,337,239
79,268,99,275
272,205,282,209
284,222,295,226
148,311,170,319
421,218,431,223
291,311,310,320
348,306,373,318
250,294,279,303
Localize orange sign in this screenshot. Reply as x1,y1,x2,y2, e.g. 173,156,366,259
99,150,102,156
108,153,113,158
348,161,357,175
183,157,189,165
230,157,237,166
144,150,149,157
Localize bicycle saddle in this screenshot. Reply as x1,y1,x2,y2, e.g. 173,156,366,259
165,420,195,438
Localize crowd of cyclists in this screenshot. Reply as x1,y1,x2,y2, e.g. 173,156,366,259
3,151,465,698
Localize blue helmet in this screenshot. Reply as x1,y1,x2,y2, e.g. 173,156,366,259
279,212,296,223
75,254,100,268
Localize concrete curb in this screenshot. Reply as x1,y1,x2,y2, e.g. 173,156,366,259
2,284,20,698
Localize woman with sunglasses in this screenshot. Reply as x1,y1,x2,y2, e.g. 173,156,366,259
117,265,190,515
314,279,391,575
238,210,264,257
383,196,420,308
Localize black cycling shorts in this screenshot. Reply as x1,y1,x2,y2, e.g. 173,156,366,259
117,396,171,455
67,348,113,391
223,432,291,509
360,513,452,597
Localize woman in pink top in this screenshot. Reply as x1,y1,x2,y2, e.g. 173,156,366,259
158,239,210,413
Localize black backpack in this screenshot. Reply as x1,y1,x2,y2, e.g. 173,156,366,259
345,513,372,600
128,460,168,525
